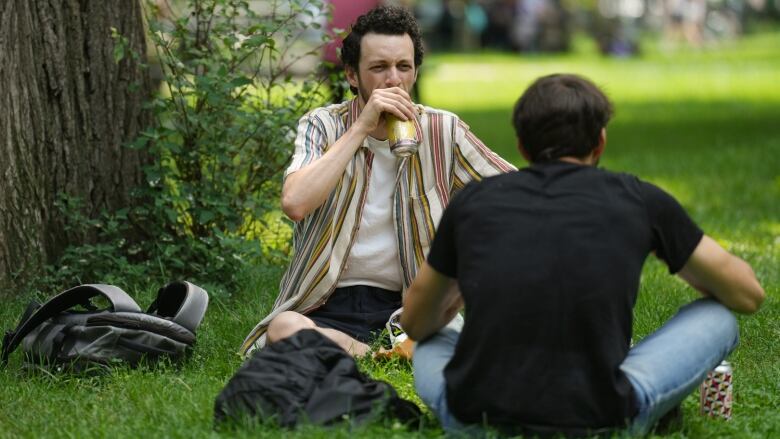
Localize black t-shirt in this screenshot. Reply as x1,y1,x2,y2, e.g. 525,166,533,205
427,161,703,431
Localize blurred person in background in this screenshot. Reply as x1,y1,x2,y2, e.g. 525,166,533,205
665,0,707,46
512,0,570,52
591,0,643,56
483,0,516,48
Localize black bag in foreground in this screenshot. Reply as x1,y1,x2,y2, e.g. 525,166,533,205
214,329,422,428
1,281,208,371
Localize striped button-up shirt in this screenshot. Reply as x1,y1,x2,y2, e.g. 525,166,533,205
240,98,515,355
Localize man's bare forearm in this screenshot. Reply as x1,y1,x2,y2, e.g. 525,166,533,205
402,263,460,341
678,235,765,314
281,125,368,221
440,287,464,326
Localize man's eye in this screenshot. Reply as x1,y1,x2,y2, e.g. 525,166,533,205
398,65,412,71
370,66,384,72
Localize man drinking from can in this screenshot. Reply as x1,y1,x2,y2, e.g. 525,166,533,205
240,6,514,358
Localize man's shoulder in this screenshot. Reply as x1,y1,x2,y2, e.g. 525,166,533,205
581,165,643,187
456,171,517,199
481,169,520,184
302,101,351,121
587,167,679,208
489,163,641,189
419,105,461,122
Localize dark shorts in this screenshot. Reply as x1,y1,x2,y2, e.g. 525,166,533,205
307,285,401,345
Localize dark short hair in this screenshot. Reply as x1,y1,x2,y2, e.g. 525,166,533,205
512,74,613,163
340,6,424,93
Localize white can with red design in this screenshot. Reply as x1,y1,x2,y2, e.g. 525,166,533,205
700,360,733,419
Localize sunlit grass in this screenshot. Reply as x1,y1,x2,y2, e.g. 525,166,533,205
421,31,780,109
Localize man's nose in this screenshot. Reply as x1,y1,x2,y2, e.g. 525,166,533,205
385,67,402,87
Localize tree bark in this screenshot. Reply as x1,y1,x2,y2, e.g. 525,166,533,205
0,0,151,291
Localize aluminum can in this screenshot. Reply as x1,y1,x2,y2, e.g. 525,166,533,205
386,115,419,157
385,308,407,347
700,360,733,419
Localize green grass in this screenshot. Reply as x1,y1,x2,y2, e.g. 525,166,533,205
2,31,779,438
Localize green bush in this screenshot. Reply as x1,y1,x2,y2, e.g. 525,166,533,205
34,0,330,294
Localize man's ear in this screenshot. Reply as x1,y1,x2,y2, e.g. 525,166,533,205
345,65,359,89
518,140,531,163
593,127,607,159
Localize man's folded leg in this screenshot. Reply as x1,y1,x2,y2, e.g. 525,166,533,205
412,314,468,432
266,310,372,356
621,298,739,435
267,286,402,357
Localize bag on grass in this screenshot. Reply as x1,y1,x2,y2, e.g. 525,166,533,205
214,329,422,428
1,281,208,371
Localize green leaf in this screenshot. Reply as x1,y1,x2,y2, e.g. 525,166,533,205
113,43,125,63
198,210,216,225
246,34,272,48
229,77,253,88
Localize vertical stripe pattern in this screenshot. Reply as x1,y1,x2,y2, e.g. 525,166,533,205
240,100,515,356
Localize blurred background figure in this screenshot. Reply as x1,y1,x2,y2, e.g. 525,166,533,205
700,0,746,42
664,0,708,47
414,0,488,51
591,0,644,56
483,0,516,49
511,0,570,52
408,0,779,56
417,0,571,52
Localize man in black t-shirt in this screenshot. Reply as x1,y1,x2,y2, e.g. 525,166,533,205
401,74,765,436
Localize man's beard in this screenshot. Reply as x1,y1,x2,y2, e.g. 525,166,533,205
356,76,372,106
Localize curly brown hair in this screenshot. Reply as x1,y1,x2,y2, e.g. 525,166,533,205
340,6,424,94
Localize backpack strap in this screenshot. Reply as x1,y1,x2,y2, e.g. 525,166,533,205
147,281,208,334
1,284,141,366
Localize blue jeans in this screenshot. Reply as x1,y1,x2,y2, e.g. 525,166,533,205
413,299,739,436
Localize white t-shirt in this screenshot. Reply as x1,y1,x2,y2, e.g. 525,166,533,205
337,137,403,291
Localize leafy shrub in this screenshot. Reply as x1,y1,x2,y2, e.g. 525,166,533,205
35,0,329,294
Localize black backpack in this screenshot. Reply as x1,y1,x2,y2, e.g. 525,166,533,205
1,281,208,371
215,329,422,428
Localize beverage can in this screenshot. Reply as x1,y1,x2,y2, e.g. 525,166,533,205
385,308,407,347
700,360,733,419
386,115,419,157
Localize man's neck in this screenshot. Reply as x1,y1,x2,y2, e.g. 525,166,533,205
557,156,590,166
557,154,598,166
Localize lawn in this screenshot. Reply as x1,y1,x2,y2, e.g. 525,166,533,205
1,32,778,438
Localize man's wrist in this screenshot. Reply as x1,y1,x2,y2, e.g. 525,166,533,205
346,122,371,144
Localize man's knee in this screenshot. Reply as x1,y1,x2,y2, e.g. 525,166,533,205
704,299,740,348
665,298,740,358
267,311,316,343
412,326,461,380
688,298,739,342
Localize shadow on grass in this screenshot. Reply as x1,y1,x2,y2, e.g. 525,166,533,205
456,99,780,233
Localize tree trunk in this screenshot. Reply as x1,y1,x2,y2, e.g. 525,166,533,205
0,0,151,291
